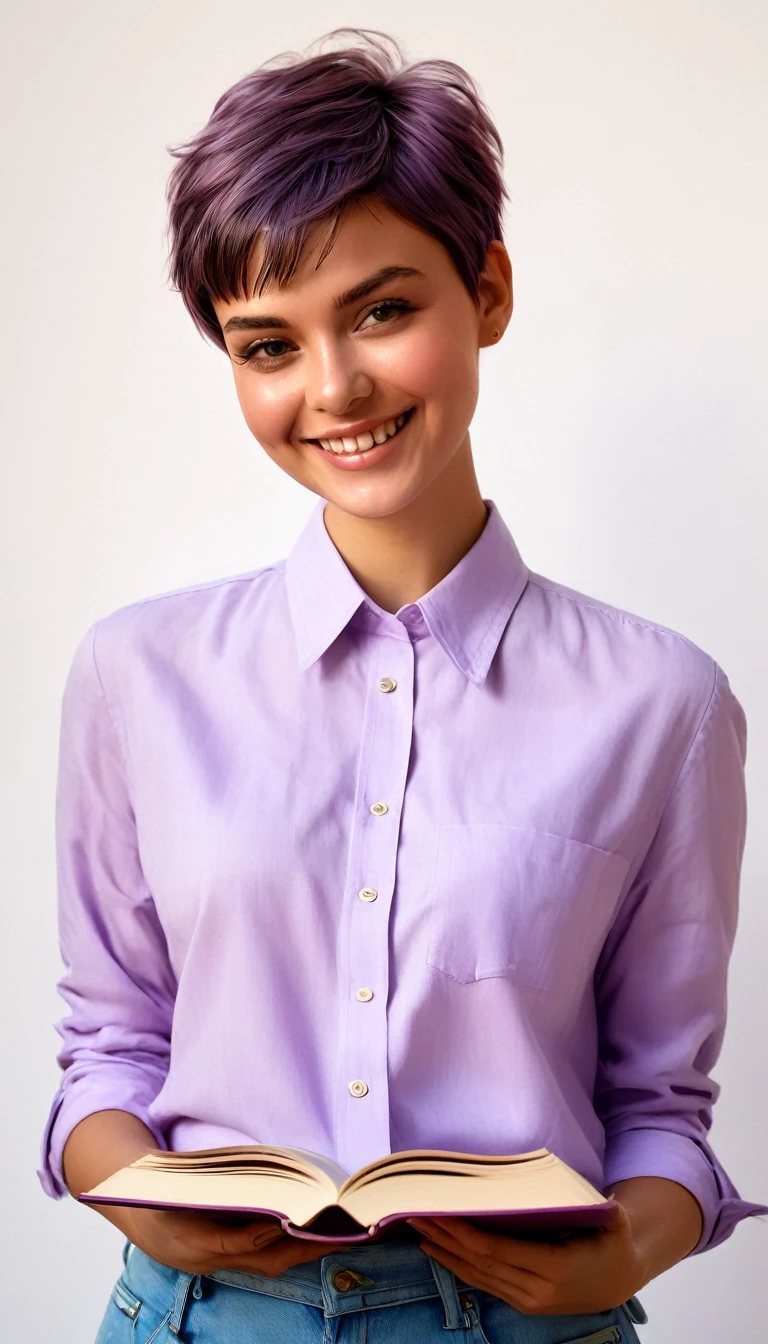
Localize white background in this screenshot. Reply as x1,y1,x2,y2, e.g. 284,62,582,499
2,2,766,1339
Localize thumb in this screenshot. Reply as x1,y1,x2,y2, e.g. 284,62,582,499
216,1219,284,1255
607,1195,633,1233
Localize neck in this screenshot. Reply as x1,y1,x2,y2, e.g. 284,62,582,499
320,434,489,614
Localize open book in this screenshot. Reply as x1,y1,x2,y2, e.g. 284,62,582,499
80,1144,619,1244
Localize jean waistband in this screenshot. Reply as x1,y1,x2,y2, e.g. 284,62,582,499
123,1238,648,1332
125,1237,476,1330
207,1237,475,1327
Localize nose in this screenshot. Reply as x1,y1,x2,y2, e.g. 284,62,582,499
303,337,373,417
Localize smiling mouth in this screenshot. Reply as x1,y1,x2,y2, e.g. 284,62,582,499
309,407,415,455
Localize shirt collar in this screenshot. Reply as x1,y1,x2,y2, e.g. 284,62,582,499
284,497,529,689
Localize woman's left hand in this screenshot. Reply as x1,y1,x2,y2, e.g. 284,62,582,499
406,1201,647,1316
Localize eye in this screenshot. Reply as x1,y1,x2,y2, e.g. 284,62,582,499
236,339,293,368
358,299,414,330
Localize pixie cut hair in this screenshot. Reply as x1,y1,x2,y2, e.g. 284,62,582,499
165,28,507,352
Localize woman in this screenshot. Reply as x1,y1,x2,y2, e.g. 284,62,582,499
39,28,766,1344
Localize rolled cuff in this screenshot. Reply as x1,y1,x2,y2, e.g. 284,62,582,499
602,1127,768,1255
38,1080,168,1200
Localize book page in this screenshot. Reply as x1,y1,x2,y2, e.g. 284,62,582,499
277,1147,351,1191
339,1155,606,1228
133,1145,347,1193
340,1147,551,1196
83,1163,332,1226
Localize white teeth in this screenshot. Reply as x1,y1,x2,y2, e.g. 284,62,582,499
318,411,410,455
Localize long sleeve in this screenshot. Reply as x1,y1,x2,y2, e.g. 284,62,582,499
594,660,768,1253
38,621,177,1199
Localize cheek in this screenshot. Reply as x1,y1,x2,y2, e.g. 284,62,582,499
234,373,298,447
388,323,478,415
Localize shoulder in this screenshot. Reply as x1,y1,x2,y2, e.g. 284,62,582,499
522,569,727,728
83,560,286,678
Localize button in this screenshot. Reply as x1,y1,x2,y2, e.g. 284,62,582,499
349,1079,369,1097
333,1270,355,1291
377,677,397,693
370,802,388,815
331,1268,375,1291
358,888,378,901
356,987,374,1001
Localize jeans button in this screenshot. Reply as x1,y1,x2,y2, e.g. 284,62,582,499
333,1270,355,1291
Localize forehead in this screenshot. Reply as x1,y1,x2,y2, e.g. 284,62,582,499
217,198,453,320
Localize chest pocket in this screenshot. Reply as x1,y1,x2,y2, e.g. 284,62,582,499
425,823,630,992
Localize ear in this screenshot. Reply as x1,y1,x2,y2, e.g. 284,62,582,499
477,241,513,348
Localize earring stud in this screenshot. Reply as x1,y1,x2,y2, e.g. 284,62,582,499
492,329,500,339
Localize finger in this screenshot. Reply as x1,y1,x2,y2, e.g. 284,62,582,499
410,1217,537,1258
413,1218,572,1275
234,1237,331,1277
273,1235,366,1267
251,1226,286,1250
223,1231,365,1275
210,1219,285,1257
418,1237,542,1308
420,1226,541,1288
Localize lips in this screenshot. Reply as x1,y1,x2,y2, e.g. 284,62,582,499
308,407,415,455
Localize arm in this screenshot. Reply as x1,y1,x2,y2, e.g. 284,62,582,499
62,1109,160,1239
44,622,358,1278
62,1109,159,1200
593,660,768,1255
38,621,175,1199
405,661,767,1313
608,1176,702,1276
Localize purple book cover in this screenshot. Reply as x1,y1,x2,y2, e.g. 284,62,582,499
80,1193,620,1243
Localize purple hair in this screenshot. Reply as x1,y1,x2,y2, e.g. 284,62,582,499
165,29,507,352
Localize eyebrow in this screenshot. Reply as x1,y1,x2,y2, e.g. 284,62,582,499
222,265,426,334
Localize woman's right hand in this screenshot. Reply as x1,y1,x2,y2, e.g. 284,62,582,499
62,1111,363,1279
117,1203,363,1277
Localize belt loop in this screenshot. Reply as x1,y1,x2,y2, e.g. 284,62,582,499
426,1254,469,1330
621,1294,649,1325
121,1239,132,1269
167,1271,197,1337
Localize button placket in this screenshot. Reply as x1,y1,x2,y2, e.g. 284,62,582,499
337,640,415,1174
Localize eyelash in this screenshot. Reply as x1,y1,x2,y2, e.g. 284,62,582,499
236,298,415,369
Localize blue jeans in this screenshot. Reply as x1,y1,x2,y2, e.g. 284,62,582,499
95,1236,649,1343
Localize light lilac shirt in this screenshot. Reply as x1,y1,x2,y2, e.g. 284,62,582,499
39,497,768,1252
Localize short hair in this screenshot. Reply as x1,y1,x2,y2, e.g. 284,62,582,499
164,29,507,352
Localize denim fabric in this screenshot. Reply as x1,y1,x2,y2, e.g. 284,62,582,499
94,1237,648,1343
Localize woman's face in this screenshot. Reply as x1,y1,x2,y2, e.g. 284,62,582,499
212,197,511,521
